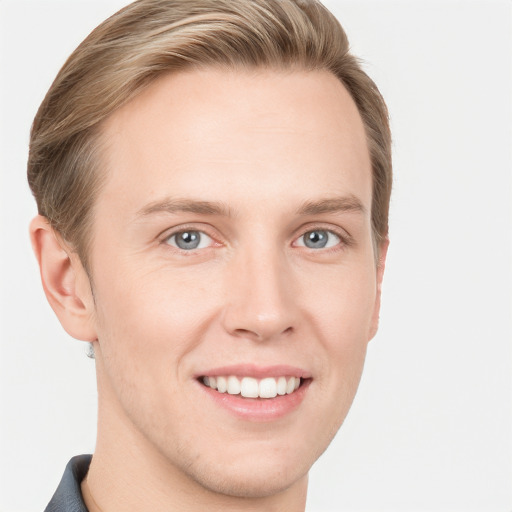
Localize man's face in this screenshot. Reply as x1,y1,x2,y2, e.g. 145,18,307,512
86,68,384,497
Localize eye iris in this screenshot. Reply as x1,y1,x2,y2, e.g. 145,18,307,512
304,230,328,249
175,231,200,250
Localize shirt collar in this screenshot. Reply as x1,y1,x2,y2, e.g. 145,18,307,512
44,454,92,512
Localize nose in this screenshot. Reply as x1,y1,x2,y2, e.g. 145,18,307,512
221,249,299,342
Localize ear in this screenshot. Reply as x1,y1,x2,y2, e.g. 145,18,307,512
368,237,389,341
29,215,97,342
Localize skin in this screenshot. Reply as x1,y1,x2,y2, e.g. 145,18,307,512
31,68,387,512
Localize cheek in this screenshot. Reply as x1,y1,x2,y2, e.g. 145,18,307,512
91,262,222,395
304,262,377,341
303,264,376,397
91,271,219,438
95,259,217,336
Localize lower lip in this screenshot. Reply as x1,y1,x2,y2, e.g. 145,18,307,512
199,379,311,422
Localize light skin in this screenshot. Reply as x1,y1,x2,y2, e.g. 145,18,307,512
31,67,387,512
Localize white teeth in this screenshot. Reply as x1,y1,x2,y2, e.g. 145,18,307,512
216,376,227,393
259,377,277,398
203,375,303,399
241,377,259,398
277,376,287,395
227,376,241,395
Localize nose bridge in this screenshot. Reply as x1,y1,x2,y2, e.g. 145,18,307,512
222,239,297,341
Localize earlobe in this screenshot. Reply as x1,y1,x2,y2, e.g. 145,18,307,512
368,237,389,341
29,215,97,342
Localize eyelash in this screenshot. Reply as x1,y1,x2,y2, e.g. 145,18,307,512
292,225,353,253
161,224,219,254
160,225,352,254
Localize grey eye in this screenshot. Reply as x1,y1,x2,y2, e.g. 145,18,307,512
298,230,340,249
167,231,212,250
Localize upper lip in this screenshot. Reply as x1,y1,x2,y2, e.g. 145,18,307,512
196,364,312,379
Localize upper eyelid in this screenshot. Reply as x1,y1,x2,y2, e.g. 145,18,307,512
292,223,352,243
158,223,219,241
166,230,212,240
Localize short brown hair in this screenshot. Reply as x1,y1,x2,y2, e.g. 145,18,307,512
27,0,392,272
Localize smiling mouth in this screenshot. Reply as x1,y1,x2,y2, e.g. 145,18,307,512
200,375,305,399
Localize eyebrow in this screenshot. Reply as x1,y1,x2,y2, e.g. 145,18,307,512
135,194,366,219
296,195,367,216
136,198,233,218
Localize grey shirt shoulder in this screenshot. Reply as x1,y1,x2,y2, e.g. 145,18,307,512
44,455,92,512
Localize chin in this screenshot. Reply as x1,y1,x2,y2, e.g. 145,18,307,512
165,429,328,500
186,460,309,499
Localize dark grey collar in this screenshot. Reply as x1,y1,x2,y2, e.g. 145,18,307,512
44,455,92,512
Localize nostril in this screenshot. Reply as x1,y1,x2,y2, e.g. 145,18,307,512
232,326,294,340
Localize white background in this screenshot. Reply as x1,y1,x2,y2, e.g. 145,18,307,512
1,1,511,511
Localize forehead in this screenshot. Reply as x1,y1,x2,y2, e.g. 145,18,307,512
97,67,372,217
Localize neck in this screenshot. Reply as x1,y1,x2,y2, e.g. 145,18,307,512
81,477,103,512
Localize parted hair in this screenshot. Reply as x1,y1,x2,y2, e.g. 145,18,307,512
27,0,392,272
